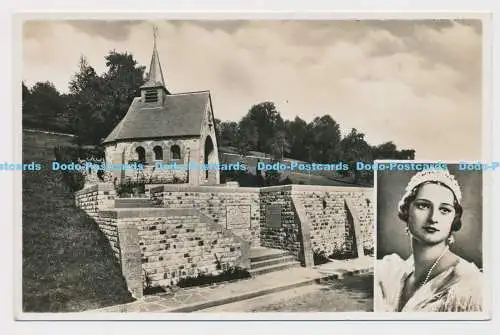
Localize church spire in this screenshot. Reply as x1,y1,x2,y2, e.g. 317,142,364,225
142,25,167,90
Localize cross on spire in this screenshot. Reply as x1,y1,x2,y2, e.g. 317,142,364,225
141,24,168,91
153,25,158,46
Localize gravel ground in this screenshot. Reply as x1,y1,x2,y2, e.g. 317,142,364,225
198,273,373,312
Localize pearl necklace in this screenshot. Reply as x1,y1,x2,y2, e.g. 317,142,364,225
421,245,449,287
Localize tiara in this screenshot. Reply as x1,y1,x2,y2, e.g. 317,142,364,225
404,168,462,203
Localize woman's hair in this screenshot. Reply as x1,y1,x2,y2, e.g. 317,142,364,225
398,181,463,232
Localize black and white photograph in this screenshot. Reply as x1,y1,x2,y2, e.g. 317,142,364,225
18,16,488,319
375,163,484,313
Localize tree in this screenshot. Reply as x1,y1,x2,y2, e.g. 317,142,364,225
398,149,415,160
22,82,33,125
308,115,342,163
100,51,146,130
68,52,146,144
284,117,309,161
22,82,30,108
372,141,398,159
27,81,65,121
218,121,239,147
372,141,416,160
269,130,289,161
340,128,373,184
245,101,285,154
236,115,258,156
68,56,104,144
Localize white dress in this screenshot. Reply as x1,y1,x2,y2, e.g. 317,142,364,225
375,253,483,312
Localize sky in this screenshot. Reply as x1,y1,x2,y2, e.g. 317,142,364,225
22,19,484,160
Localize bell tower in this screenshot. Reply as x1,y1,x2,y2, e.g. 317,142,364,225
140,26,170,105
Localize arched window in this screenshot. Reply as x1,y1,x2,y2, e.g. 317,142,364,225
153,146,163,160
171,145,181,160
136,146,146,163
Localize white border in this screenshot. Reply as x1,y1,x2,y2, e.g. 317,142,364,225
4,4,497,331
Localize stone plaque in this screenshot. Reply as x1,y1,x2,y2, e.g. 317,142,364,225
226,205,251,229
266,204,282,228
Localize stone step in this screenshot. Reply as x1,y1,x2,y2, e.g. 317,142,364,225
249,249,290,263
250,255,297,269
115,198,158,208
248,260,301,276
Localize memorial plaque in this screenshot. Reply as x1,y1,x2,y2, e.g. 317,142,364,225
266,204,282,228
226,205,251,229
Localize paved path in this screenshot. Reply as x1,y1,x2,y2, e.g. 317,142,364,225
90,267,327,313
314,256,374,277
89,257,374,313
198,273,373,312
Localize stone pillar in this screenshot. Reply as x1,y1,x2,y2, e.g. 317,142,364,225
344,198,365,258
292,200,314,268
116,221,143,299
189,146,200,186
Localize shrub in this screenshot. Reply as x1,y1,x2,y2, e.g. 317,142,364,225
53,146,86,191
328,249,354,260
364,247,374,257
116,180,146,197
313,250,330,265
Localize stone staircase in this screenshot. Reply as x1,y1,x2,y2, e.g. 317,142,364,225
249,247,301,276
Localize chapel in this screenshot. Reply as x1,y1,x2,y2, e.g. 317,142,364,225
101,31,220,186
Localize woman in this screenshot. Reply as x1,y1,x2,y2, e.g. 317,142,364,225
375,168,483,312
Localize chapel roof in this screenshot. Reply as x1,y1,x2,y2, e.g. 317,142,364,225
102,91,211,144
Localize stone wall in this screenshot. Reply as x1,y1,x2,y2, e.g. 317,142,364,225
96,211,121,260
124,164,189,185
75,184,120,259
290,186,373,258
103,138,197,185
259,186,301,257
150,185,261,247
137,209,247,287
97,208,248,290
74,181,372,296
258,185,373,263
75,183,116,219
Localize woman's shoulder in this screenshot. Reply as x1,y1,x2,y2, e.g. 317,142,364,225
441,256,483,311
452,257,483,290
377,253,407,268
376,253,409,279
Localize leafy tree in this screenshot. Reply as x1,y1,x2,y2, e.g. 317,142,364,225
284,117,309,161
308,115,342,163
264,167,281,186
68,52,146,144
245,101,285,154
218,120,239,147
340,128,373,184
68,56,104,144
397,149,415,160
22,81,72,132
22,82,30,108
100,51,146,131
27,81,66,121
236,115,258,156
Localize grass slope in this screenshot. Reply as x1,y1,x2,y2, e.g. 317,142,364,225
22,134,134,312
